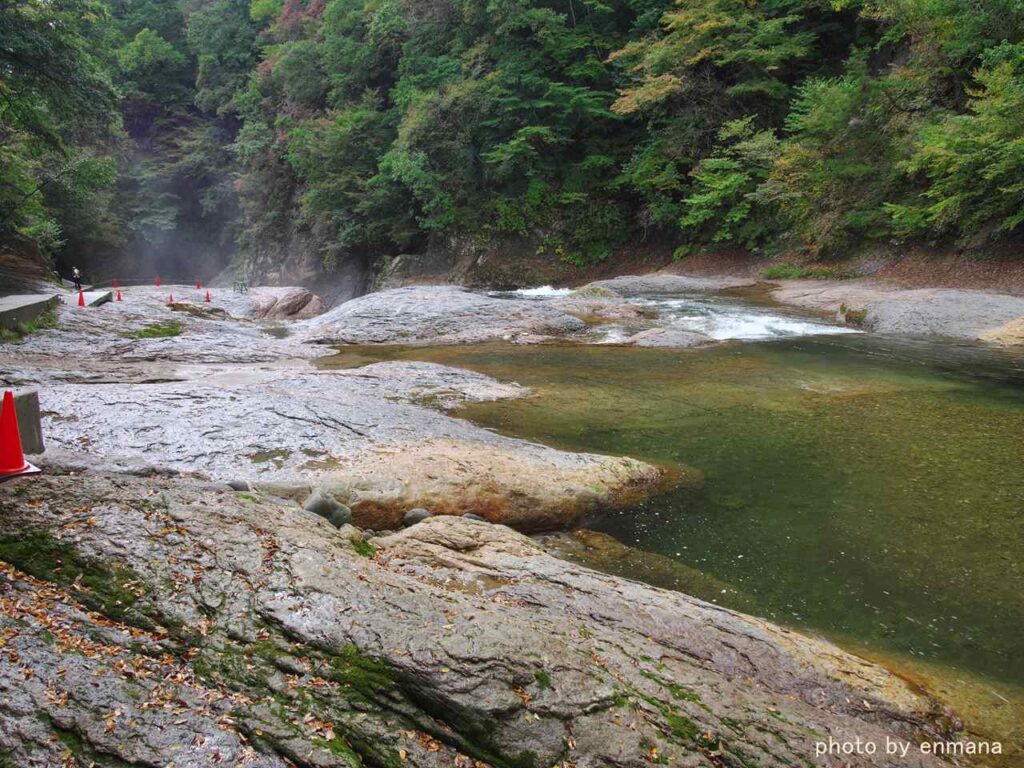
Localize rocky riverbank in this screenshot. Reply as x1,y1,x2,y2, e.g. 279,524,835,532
767,280,1024,344
0,469,960,767
0,278,992,766
2,285,661,530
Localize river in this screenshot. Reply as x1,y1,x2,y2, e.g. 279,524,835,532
323,286,1024,759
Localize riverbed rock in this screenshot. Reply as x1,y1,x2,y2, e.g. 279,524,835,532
33,362,659,530
2,285,318,369
623,326,714,347
550,294,653,322
304,490,353,527
771,280,1024,342
0,470,960,768
300,285,586,345
583,273,756,296
402,507,431,526
250,286,327,320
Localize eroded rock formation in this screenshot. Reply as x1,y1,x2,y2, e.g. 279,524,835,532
0,471,959,767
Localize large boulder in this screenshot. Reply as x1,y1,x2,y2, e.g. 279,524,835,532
250,287,327,320
300,285,586,344
550,294,653,322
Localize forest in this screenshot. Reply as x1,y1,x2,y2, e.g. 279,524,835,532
2,0,1023,279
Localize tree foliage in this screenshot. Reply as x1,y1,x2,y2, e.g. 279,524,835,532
2,0,1022,274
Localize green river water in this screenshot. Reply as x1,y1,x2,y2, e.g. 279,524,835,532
323,306,1024,755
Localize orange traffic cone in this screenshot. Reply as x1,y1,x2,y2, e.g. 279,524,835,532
77,290,85,307
204,290,211,303
0,391,39,480
116,290,123,302
168,292,174,304
156,275,161,287
196,279,202,289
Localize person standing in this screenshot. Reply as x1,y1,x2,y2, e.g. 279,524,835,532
71,267,82,291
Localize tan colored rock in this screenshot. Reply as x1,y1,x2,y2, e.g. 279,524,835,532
321,437,664,530
980,315,1024,345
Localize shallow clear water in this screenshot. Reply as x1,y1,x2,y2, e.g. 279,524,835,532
322,292,1024,746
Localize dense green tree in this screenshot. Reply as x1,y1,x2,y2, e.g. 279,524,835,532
3,0,1023,276
0,0,119,261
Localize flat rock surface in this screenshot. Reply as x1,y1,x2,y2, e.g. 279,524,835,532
583,273,757,296
0,471,959,767
771,280,1024,342
549,294,654,322
27,362,657,529
3,285,316,369
301,285,587,344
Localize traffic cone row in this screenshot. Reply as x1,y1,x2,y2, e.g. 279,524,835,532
0,390,40,481
17,270,220,485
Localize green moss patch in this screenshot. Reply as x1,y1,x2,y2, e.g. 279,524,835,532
0,532,148,624
120,320,183,339
0,306,59,344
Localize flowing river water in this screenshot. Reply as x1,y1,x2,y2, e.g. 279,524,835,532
322,287,1024,759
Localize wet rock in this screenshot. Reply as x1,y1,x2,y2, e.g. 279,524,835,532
300,285,586,345
623,326,713,348
303,490,353,528
551,294,653,322
249,287,327,320
539,528,751,608
402,508,431,526
0,471,961,768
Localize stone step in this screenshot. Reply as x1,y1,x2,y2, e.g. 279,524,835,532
76,290,113,307
0,294,59,332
